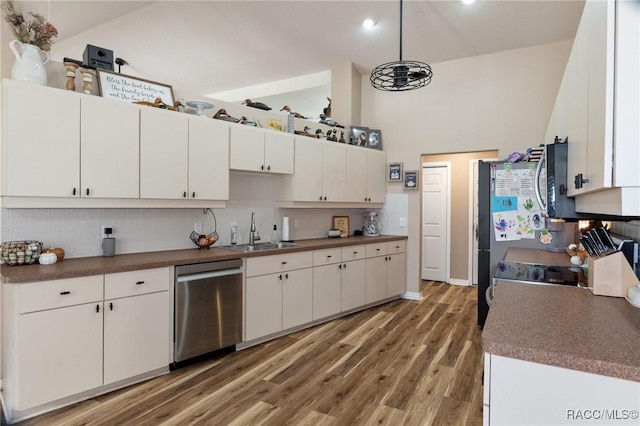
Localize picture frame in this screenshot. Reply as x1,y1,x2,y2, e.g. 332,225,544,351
332,215,350,236
349,126,369,147
367,129,383,150
403,170,419,190
97,69,175,105
388,162,403,182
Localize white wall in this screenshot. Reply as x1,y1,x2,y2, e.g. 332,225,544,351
368,41,572,293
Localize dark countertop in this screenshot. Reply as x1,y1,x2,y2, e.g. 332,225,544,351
1,235,407,284
483,248,640,382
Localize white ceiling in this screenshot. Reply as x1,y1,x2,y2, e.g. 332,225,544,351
47,0,584,101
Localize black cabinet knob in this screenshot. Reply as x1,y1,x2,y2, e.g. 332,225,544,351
261,165,265,171
192,192,196,198
109,302,114,311
574,173,589,189
136,281,144,285
72,188,77,196
267,165,271,171
183,191,187,198
60,291,70,295
86,188,90,196
96,304,100,313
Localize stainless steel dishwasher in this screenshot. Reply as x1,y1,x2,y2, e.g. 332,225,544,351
173,259,243,366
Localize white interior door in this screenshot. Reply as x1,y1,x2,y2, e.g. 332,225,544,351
421,166,449,282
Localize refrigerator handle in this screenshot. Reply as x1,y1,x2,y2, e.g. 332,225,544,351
534,148,546,212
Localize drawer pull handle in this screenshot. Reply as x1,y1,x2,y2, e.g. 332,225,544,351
339,264,342,269
136,281,145,285
353,251,358,254
396,246,400,249
376,248,381,251
60,291,71,295
282,261,287,265
279,274,283,280
343,263,347,269
96,304,100,313
110,302,114,311
327,255,332,258
285,273,289,279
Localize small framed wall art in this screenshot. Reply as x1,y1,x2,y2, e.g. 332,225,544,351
368,129,383,150
349,126,369,146
332,216,350,236
388,162,403,182
404,170,419,190
97,70,175,105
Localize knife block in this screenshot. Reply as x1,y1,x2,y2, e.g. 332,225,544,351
587,251,639,297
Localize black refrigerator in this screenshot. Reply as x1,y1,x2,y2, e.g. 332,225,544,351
477,160,547,326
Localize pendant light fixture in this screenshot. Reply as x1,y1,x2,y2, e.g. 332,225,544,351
370,0,433,91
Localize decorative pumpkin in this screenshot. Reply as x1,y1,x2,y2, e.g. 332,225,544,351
43,247,65,261
38,252,57,265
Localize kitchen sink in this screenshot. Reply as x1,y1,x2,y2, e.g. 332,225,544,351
220,242,303,252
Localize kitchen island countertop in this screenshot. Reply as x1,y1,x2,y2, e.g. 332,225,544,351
483,248,640,382
1,235,407,284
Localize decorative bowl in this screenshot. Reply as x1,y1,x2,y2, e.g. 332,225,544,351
190,231,218,249
1,240,43,266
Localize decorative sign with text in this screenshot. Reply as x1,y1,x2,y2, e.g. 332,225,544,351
97,70,175,105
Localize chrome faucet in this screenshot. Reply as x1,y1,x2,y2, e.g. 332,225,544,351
249,212,260,245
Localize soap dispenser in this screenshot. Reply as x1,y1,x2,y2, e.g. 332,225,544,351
271,225,279,244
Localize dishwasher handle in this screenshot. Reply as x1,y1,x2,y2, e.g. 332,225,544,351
176,267,242,283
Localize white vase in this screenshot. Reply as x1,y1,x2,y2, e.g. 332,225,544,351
9,40,50,86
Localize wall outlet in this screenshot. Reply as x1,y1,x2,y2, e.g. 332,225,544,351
294,218,300,228
102,225,114,239
399,217,406,227
194,222,202,234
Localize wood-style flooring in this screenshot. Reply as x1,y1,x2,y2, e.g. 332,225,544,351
16,281,484,426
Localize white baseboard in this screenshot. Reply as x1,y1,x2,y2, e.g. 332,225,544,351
401,291,422,300
448,278,471,286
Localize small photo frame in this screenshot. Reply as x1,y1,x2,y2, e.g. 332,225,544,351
388,162,403,182
332,216,350,236
97,70,175,105
368,129,383,150
404,170,419,190
350,126,369,146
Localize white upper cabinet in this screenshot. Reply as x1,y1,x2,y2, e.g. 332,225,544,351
3,81,80,198
555,0,640,215
188,117,230,201
230,125,294,174
140,107,189,199
81,96,140,198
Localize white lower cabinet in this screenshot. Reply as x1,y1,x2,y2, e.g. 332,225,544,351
485,353,640,426
340,246,366,311
245,252,313,341
3,268,171,420
365,241,407,303
312,248,343,320
103,268,171,385
16,301,103,410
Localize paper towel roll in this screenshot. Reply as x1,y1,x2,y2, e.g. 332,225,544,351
282,216,290,241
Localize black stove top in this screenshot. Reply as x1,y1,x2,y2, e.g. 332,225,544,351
493,261,587,287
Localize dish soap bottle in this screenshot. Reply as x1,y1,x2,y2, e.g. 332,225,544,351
271,224,279,244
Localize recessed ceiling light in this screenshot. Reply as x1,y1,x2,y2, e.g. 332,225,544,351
362,18,377,29
462,0,476,4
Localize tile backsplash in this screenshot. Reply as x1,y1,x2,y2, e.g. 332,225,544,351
0,174,406,259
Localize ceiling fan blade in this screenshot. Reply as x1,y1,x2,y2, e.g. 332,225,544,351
408,71,428,80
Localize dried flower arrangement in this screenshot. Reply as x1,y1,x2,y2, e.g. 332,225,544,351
1,0,58,51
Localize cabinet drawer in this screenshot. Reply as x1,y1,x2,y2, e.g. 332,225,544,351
313,248,342,266
365,243,387,258
105,267,170,300
246,251,313,277
341,245,366,261
387,240,406,254
18,276,103,314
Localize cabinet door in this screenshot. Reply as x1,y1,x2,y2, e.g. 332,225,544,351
140,108,189,199
345,147,367,202
17,303,103,410
387,253,406,297
585,0,614,192
293,137,323,201
4,81,80,197
282,268,312,329
365,256,387,304
312,264,342,320
265,131,294,174
104,291,170,385
189,117,229,200
367,150,387,203
230,125,264,172
322,142,346,202
81,96,140,198
341,259,366,311
566,11,590,197
245,274,282,341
